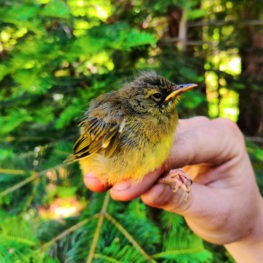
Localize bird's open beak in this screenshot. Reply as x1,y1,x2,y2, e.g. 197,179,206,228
165,83,198,102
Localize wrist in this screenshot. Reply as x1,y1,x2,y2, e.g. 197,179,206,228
225,197,263,263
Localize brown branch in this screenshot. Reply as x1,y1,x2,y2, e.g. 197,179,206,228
188,19,263,28
158,37,217,46
86,192,110,263
246,136,263,143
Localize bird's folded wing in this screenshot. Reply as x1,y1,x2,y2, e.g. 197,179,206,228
72,116,123,159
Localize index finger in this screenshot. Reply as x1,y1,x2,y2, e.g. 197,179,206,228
169,117,244,168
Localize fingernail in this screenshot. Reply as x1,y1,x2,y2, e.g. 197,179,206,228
112,181,131,191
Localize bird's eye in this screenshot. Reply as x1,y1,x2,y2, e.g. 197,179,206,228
151,92,162,102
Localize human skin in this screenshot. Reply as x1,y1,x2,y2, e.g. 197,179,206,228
84,117,263,262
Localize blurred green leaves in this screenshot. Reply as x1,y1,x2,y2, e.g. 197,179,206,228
0,109,32,135
247,140,263,162
41,0,71,18
0,0,157,145
69,22,156,59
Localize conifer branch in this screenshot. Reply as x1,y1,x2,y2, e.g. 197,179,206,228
0,173,36,198
152,247,206,258
0,168,26,175
86,192,110,263
2,236,36,247
0,163,66,198
41,216,96,250
104,212,154,262
94,253,122,263
21,182,37,214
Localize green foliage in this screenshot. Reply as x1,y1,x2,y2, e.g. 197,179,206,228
0,0,262,263
246,140,263,194
247,140,263,162
71,23,156,54
155,212,213,262
0,213,60,263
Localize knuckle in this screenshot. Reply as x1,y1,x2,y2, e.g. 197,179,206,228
212,118,245,153
194,116,210,124
213,118,243,140
213,118,237,132
189,116,210,126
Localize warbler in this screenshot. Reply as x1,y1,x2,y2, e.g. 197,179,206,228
67,72,196,192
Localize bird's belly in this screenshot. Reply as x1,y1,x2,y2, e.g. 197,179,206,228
79,133,175,185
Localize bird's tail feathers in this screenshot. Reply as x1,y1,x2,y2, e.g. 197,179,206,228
63,155,78,165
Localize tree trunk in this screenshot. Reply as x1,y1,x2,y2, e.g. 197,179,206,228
236,2,263,136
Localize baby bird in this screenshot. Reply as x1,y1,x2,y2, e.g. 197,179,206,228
68,72,196,196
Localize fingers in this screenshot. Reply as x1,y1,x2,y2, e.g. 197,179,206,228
110,168,162,201
84,173,109,192
141,181,213,216
84,168,163,200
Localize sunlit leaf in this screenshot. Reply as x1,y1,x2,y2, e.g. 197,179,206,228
41,0,71,18
0,64,10,81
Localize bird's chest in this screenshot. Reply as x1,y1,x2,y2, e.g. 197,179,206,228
126,112,177,146
79,112,177,184
113,112,177,176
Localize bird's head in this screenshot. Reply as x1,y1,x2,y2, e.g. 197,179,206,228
120,72,197,117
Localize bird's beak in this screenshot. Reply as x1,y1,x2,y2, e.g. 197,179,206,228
165,83,198,102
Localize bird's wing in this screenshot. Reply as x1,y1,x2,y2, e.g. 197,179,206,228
72,116,125,160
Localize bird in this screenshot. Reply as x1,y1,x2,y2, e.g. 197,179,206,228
67,72,197,196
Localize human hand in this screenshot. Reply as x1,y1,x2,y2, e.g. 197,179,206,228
84,117,263,248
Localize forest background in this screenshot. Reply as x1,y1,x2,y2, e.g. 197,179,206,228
0,0,263,262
